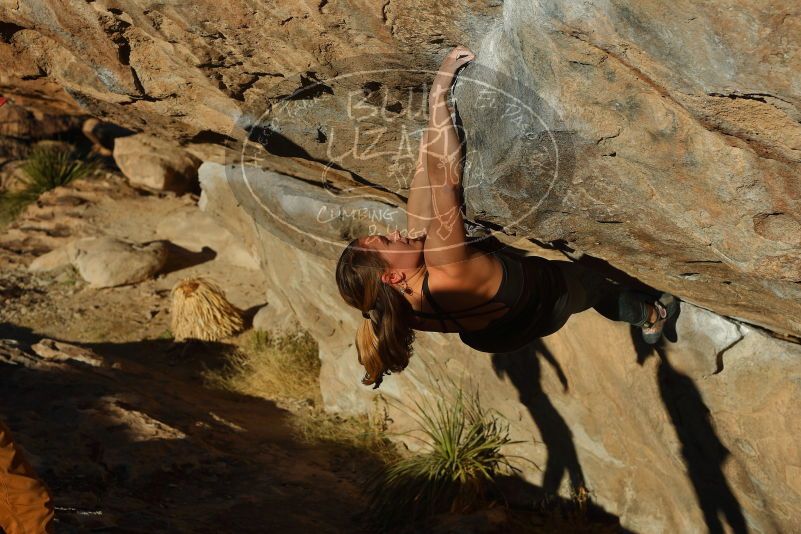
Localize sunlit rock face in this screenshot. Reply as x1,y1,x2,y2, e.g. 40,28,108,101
2,0,798,334
3,1,801,531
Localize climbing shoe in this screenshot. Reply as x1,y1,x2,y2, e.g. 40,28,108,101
641,293,679,345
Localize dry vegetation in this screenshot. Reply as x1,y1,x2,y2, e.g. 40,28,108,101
205,329,400,465
205,331,617,533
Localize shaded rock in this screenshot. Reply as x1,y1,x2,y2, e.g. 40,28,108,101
0,99,84,139
67,236,168,288
159,243,217,275
113,134,201,193
0,139,30,161
0,339,39,367
428,507,510,534
31,339,104,367
82,118,134,157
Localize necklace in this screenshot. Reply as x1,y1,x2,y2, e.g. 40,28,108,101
402,266,426,310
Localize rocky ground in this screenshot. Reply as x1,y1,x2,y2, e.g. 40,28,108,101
0,172,381,532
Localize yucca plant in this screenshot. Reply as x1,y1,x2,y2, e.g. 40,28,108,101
362,371,531,532
0,143,98,224
21,143,98,194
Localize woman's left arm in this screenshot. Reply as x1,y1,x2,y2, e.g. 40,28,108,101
405,127,433,239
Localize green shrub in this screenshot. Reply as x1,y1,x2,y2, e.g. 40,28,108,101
0,190,30,226
0,143,99,225
363,376,526,531
22,143,98,192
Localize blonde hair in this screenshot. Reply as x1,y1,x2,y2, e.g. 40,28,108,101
335,239,416,389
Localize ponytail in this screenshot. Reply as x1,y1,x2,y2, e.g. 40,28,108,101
336,239,416,389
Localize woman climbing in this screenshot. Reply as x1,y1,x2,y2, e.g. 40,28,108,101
335,46,679,389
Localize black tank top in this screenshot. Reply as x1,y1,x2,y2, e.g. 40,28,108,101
411,251,566,353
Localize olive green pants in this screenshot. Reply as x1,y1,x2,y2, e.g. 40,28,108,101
541,260,654,336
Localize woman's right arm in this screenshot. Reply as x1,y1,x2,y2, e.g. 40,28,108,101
422,46,475,274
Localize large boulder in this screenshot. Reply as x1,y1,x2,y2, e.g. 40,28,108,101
155,206,259,270
201,163,801,533
112,134,201,193
2,1,801,531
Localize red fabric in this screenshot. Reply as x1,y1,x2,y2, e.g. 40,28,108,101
0,97,7,107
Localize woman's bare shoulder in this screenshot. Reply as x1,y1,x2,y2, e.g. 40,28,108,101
425,246,501,292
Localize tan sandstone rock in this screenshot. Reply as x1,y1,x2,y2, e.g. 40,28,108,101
3,0,801,531
1,0,798,335
28,245,71,273
113,134,201,193
201,162,801,534
155,207,259,270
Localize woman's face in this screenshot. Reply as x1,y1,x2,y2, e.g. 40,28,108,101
357,230,425,271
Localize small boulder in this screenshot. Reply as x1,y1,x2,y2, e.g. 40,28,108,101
67,236,169,288
28,246,71,272
31,339,104,367
112,134,201,193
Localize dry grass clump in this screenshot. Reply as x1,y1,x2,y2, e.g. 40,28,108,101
206,329,399,463
214,329,321,402
289,393,399,464
170,278,244,341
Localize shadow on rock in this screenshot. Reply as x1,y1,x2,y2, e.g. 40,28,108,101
490,473,635,534
491,339,584,495
489,340,637,532
159,243,217,276
632,332,748,534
